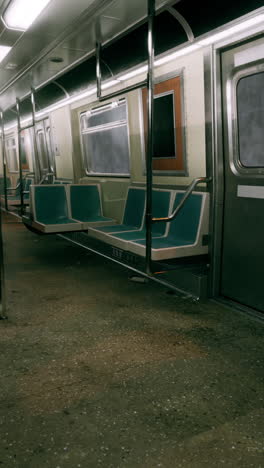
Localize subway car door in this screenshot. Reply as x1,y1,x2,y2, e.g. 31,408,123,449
35,118,55,179
220,38,264,313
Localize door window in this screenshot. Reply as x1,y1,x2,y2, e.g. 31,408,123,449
5,137,18,173
237,72,264,168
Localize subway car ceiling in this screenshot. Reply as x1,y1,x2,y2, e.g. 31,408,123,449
0,0,263,126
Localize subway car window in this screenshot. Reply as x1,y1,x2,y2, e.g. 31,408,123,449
37,130,49,170
237,71,264,168
153,92,175,158
80,100,130,176
21,136,29,171
5,137,18,173
142,74,185,172
45,126,55,172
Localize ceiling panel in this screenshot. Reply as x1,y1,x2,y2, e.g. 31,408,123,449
0,0,178,110
1,0,262,114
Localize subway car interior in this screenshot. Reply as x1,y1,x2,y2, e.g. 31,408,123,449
0,0,263,466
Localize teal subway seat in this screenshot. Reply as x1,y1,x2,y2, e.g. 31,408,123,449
22,185,83,233
88,187,146,247
68,184,115,228
127,191,209,260
0,176,10,195
90,189,172,250
1,177,32,206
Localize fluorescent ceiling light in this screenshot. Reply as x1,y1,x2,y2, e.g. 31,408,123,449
3,0,52,31
0,45,12,63
155,44,201,66
119,65,148,81
198,14,264,45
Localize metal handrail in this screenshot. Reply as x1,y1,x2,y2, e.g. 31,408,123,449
39,172,54,184
152,176,212,223
96,41,147,102
6,183,21,192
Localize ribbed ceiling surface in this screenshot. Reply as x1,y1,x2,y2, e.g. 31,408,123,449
1,0,263,124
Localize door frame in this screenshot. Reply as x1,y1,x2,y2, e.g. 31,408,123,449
207,32,264,305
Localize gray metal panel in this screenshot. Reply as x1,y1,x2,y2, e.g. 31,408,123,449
220,38,264,313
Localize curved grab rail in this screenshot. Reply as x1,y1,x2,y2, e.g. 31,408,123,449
152,176,212,223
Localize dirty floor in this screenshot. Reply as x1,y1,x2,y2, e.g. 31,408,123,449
0,212,263,468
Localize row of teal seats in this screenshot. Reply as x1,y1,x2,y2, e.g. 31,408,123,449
22,184,115,233
0,177,33,206
0,176,11,195
87,187,209,261
22,184,209,260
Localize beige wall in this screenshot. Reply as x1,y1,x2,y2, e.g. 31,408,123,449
64,47,208,219
50,106,74,180
69,47,206,189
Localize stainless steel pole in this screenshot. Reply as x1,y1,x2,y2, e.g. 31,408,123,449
145,0,155,275
0,199,7,319
31,88,40,183
96,42,102,99
0,112,8,211
16,98,24,215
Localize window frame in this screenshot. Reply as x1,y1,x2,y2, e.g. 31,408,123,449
35,117,56,175
79,98,131,178
20,130,30,172
228,60,264,177
5,135,18,173
141,70,187,176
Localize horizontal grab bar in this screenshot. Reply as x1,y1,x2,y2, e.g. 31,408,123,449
152,176,212,223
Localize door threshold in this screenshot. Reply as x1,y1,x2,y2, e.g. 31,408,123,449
212,297,264,324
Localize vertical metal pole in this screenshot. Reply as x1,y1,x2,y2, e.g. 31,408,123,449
31,87,40,183
145,0,155,275
96,42,102,99
0,112,8,211
16,98,24,215
0,187,7,319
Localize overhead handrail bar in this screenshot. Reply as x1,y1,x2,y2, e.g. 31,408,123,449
96,42,147,102
0,111,8,211
152,176,212,223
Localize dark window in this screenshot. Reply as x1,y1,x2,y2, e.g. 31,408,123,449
5,137,18,173
153,93,175,158
237,72,264,168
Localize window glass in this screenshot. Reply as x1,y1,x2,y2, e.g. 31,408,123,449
86,104,126,128
45,126,55,172
37,130,49,170
153,93,175,158
21,136,29,170
237,72,264,168
80,100,130,176
5,137,18,172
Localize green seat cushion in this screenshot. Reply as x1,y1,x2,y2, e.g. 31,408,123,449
132,193,203,249
81,215,113,223
109,190,171,240
70,185,102,220
131,237,194,249
41,217,78,225
34,186,71,225
96,223,140,233
93,188,146,234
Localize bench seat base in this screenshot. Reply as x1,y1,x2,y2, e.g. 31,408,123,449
22,215,83,234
